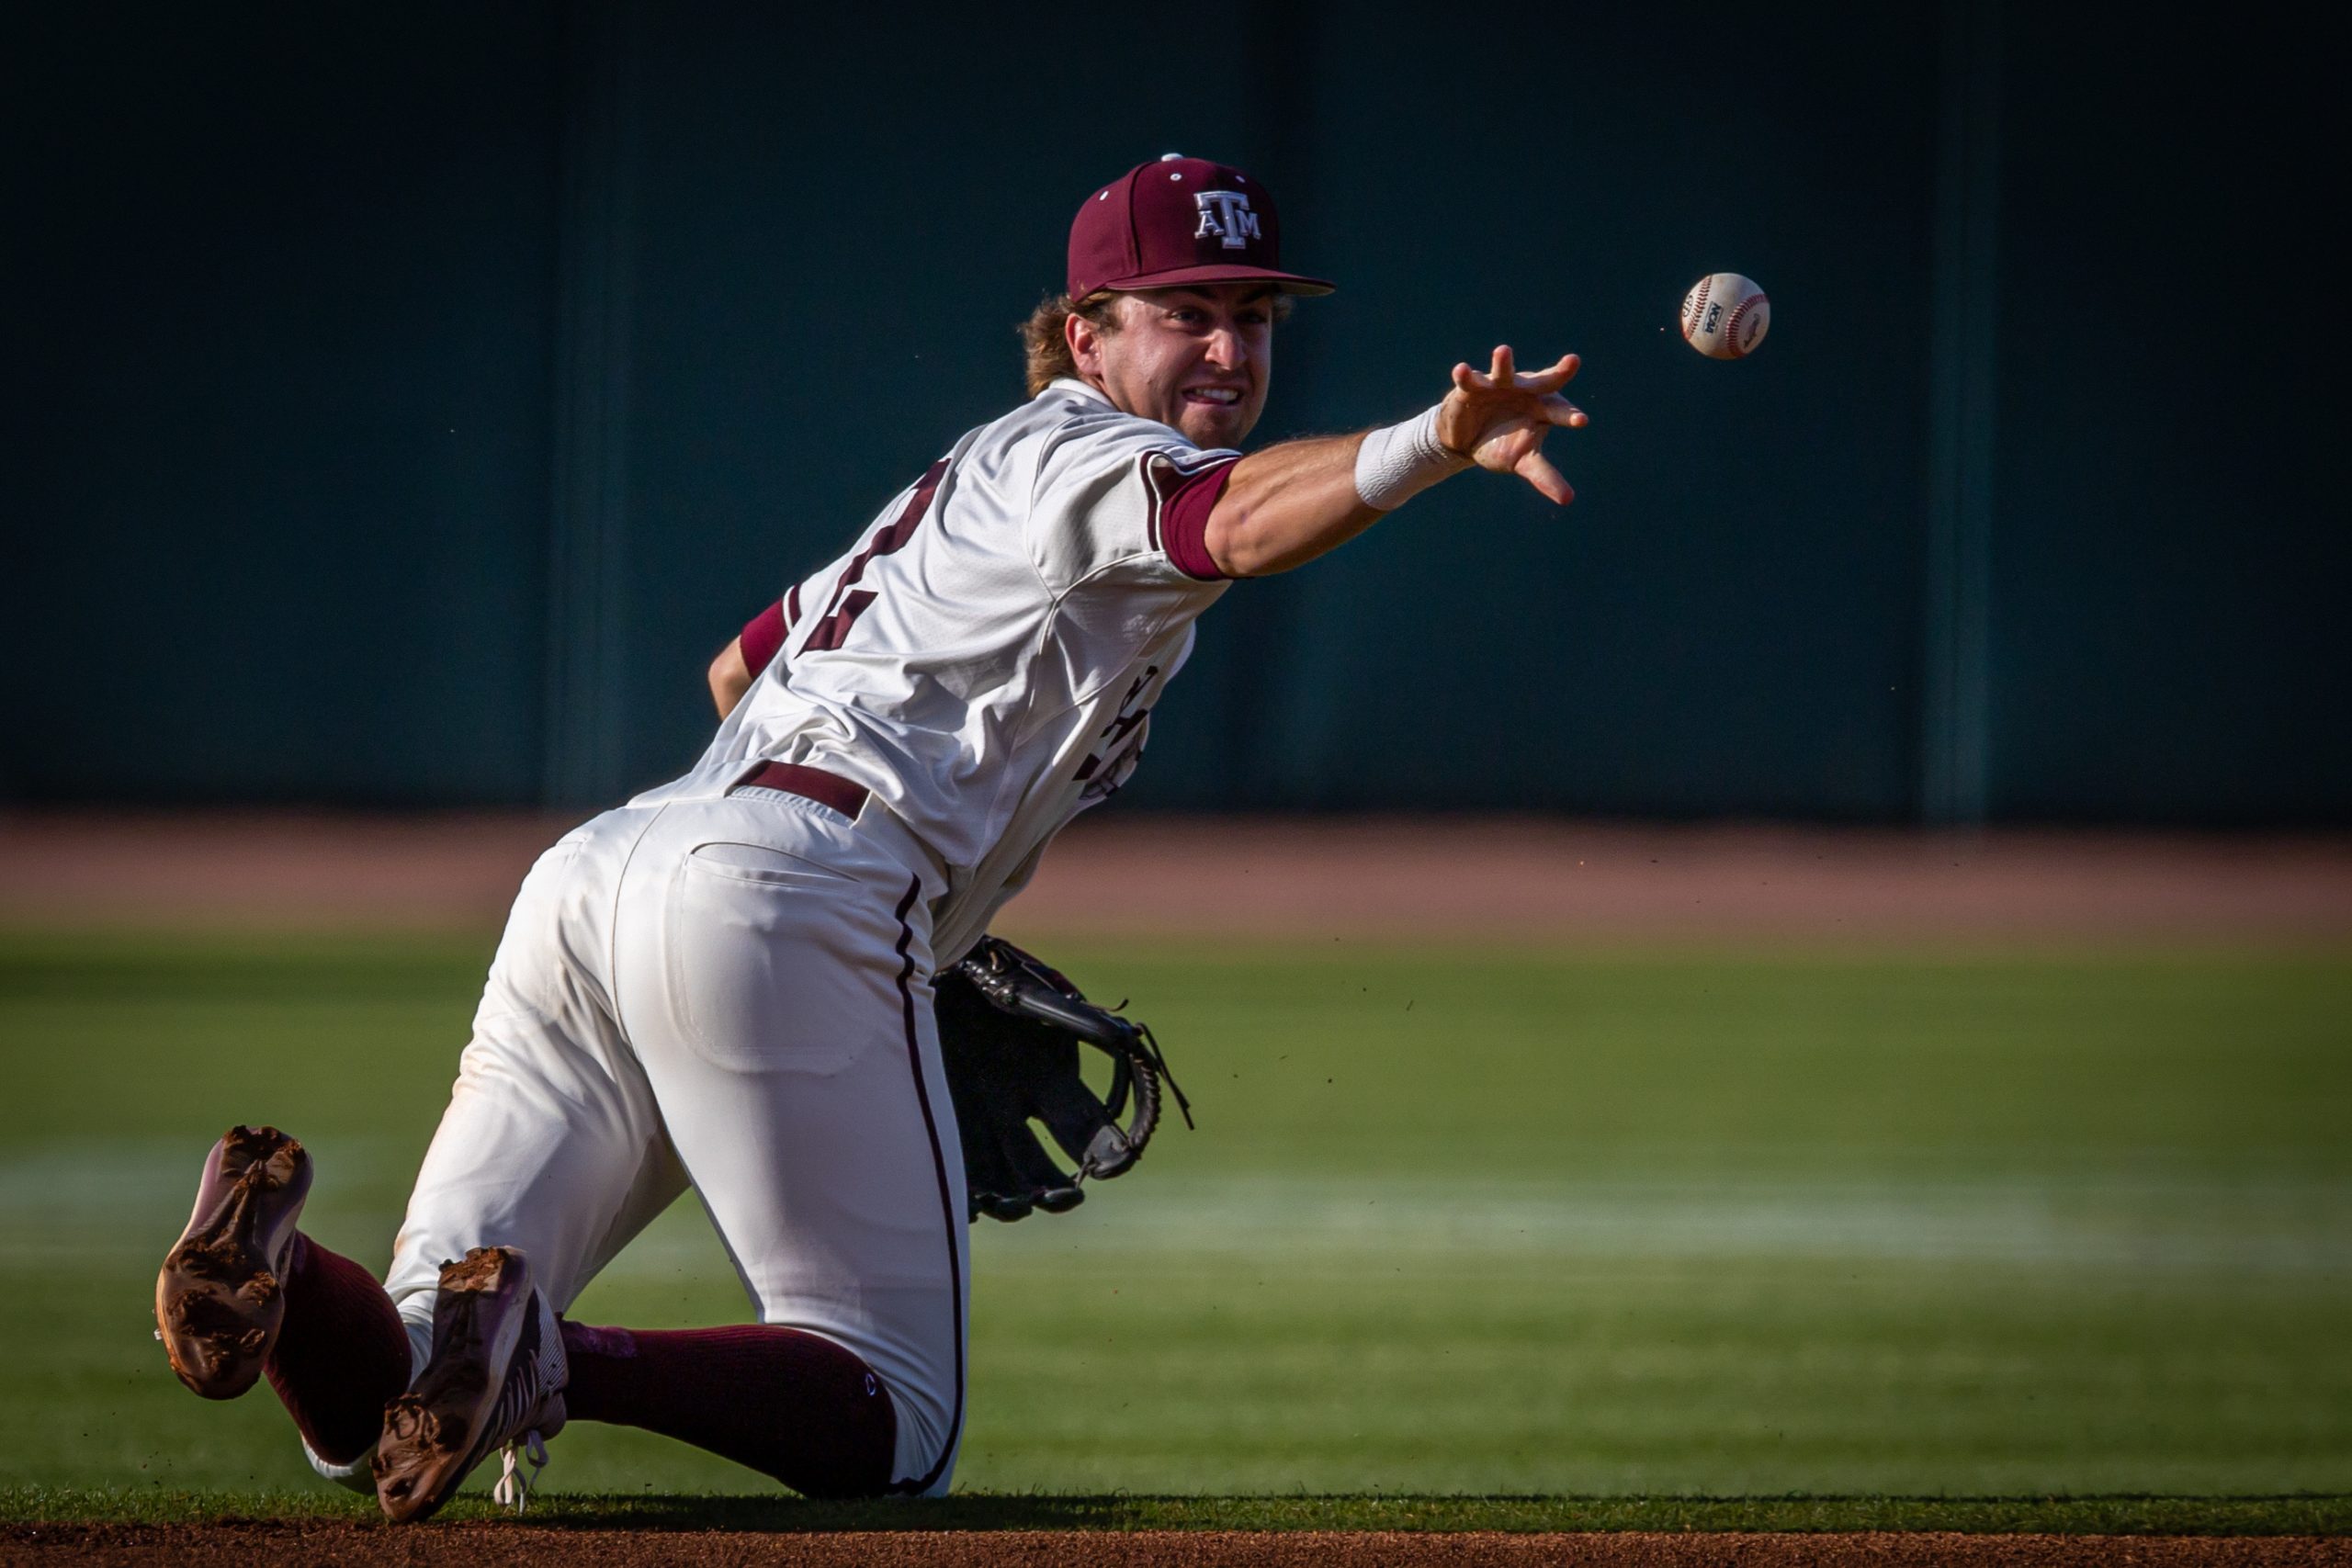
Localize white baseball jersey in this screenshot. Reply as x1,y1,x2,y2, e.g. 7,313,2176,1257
638,376,1238,964
338,380,1245,1502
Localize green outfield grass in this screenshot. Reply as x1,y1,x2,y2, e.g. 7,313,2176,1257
2,933,2347,1506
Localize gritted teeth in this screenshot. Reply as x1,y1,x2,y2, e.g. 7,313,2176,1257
1182,387,1241,404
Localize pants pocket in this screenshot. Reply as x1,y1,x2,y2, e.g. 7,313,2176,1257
664,841,869,1075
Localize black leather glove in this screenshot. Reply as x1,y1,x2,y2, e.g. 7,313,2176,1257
932,936,1192,1223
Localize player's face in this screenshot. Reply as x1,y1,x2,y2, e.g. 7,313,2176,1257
1088,285,1274,446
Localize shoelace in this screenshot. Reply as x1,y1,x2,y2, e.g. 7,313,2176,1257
480,1299,563,1513
492,1429,549,1511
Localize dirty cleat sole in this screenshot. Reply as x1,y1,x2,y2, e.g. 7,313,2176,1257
373,1246,566,1524
154,1124,311,1399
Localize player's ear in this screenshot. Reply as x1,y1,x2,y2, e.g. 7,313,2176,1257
1065,306,1102,379
1068,293,1133,381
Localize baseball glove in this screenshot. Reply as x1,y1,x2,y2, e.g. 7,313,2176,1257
933,936,1192,1223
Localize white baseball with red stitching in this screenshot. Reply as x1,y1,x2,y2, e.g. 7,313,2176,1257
1679,272,1771,360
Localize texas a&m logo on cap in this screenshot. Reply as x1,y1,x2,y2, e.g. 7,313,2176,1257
1193,191,1261,251
1065,153,1334,299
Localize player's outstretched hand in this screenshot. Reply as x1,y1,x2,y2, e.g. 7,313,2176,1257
1436,346,1588,505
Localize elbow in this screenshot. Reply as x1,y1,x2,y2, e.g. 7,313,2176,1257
1204,513,1274,580
708,641,753,716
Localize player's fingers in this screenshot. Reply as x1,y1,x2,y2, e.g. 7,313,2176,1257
1516,447,1576,505
1523,353,1583,393
1489,344,1517,388
1452,362,1479,392
1540,394,1589,428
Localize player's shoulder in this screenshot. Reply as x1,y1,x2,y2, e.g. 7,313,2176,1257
1006,378,1199,469
954,380,1232,543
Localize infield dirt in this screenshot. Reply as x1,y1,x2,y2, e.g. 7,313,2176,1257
5,811,2346,942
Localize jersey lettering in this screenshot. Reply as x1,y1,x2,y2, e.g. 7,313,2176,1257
693,380,1228,961
803,458,949,653
1075,666,1159,799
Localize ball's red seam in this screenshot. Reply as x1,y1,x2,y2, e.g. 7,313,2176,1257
1682,276,1713,343
1724,289,1768,359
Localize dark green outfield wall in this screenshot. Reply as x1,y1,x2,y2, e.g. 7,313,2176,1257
5,3,2343,822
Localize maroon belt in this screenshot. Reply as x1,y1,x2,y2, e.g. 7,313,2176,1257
729,760,869,818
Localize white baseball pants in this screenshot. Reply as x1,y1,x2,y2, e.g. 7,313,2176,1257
375,787,967,1494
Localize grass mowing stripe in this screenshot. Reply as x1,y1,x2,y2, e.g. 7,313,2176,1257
5,1489,2349,1535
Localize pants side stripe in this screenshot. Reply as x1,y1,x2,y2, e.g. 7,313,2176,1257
888,873,962,1495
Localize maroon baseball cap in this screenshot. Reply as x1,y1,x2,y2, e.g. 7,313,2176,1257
1067,153,1334,300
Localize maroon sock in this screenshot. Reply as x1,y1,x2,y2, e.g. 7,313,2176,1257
262,1233,412,1467
560,1321,898,1498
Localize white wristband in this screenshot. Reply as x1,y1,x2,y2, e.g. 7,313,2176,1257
1352,404,1470,513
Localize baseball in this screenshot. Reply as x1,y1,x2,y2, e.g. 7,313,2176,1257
1679,272,1770,360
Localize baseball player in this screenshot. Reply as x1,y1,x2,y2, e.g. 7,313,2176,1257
153,153,1586,1519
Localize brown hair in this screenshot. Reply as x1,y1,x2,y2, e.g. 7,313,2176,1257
1020,292,1123,396
1019,289,1294,396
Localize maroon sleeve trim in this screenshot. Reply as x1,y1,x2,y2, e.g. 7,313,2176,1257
739,599,786,676
1152,457,1238,581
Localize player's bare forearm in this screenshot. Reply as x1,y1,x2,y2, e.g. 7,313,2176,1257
1203,347,1588,579
708,637,753,716
1202,434,1384,578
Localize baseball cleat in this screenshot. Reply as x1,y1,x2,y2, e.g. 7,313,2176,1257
153,1124,311,1400
372,1246,568,1523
